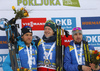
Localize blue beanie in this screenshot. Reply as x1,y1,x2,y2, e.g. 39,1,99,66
21,26,32,36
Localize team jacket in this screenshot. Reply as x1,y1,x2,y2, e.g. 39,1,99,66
64,40,95,71
37,35,56,71
3,36,37,71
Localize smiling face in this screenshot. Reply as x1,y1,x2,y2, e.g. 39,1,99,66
21,32,32,46
73,33,82,43
44,26,54,38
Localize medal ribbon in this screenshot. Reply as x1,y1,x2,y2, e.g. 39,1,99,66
41,39,56,59
74,42,83,65
26,44,32,70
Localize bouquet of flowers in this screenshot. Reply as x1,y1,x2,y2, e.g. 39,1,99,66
12,6,29,19
17,67,31,71
90,50,100,68
7,6,29,25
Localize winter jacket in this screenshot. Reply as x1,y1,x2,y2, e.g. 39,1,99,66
64,40,95,71
37,34,56,71
3,36,37,71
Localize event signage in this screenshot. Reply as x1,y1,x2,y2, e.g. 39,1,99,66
63,0,80,7
51,17,76,30
81,17,100,29
0,18,8,29
61,35,73,47
0,54,7,67
17,0,80,7
0,36,8,49
21,18,46,30
83,34,100,47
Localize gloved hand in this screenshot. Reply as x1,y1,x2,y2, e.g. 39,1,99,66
33,35,40,41
32,35,40,47
64,30,69,37
9,33,14,44
8,18,16,25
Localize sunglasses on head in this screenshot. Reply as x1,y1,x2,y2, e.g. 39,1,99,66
72,27,81,31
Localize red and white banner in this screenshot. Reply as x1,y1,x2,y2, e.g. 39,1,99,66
21,18,46,30
61,35,73,47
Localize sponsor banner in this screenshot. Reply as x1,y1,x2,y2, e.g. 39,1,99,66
0,0,99,12
83,34,100,47
94,47,100,51
17,0,80,7
61,35,73,47
0,0,98,10
81,17,100,29
0,18,9,36
63,0,80,7
0,54,8,67
21,18,46,30
51,17,76,30
0,18,8,29
0,36,8,49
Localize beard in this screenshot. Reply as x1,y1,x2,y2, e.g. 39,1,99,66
74,41,81,45
74,39,82,44
73,37,82,44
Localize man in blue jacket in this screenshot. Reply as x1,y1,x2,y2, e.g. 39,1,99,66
3,26,37,71
64,27,95,71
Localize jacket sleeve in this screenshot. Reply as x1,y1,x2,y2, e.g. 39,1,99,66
89,45,95,50
63,47,79,71
2,53,13,71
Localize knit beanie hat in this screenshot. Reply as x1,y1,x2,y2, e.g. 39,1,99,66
21,26,32,36
44,20,56,32
72,27,82,37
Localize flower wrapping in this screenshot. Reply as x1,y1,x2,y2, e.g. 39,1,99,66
90,50,100,68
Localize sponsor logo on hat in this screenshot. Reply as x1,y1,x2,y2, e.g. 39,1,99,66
29,29,32,32
76,29,79,32
48,24,51,25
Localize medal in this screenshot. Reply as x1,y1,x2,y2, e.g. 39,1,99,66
44,59,50,65
41,39,56,65
74,42,83,65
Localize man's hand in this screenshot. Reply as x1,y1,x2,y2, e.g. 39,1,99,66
82,65,92,71
90,63,100,70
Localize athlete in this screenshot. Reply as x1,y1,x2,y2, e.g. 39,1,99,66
37,20,56,71
64,27,95,71
3,26,37,71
